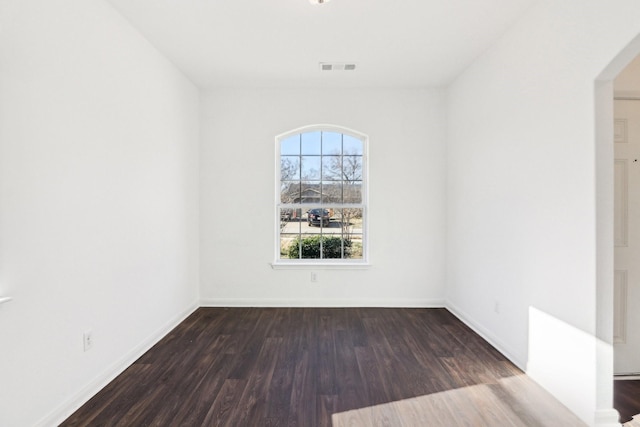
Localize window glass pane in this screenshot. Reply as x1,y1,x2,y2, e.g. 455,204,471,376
343,182,362,203
322,155,341,180
342,156,363,182
300,233,323,259
322,132,342,154
301,220,316,235
279,208,300,233
281,134,300,155
304,208,331,231
347,234,364,259
280,156,300,181
299,182,322,204
281,181,300,203
301,156,321,180
320,207,340,234
322,183,342,204
323,236,348,259
301,131,321,155
280,234,300,259
343,135,363,155
339,208,363,238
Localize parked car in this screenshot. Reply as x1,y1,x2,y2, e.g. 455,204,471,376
307,208,331,227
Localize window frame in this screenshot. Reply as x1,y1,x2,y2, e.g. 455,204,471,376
273,124,369,268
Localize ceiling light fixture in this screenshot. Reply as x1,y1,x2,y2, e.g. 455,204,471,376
309,0,330,4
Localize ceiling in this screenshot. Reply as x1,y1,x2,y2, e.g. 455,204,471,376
107,0,535,89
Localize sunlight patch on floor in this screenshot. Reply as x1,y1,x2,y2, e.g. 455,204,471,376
624,414,640,427
332,374,586,427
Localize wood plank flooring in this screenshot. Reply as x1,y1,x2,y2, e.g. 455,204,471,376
616,379,640,424
61,308,585,426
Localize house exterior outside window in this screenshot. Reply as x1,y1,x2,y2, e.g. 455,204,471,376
275,125,368,266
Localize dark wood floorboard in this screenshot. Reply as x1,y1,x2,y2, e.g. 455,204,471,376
615,379,640,423
61,307,585,427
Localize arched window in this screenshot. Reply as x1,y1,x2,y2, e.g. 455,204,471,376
275,125,368,264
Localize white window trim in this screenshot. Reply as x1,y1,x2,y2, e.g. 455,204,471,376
272,124,370,268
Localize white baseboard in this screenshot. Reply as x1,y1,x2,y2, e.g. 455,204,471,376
444,300,525,371
200,297,446,308
35,301,199,427
595,408,622,427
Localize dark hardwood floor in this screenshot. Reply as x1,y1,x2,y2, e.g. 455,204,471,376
61,308,585,426
615,379,640,424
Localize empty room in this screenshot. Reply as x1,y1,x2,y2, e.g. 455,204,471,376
2,0,640,426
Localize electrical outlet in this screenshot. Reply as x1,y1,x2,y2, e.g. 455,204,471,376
494,301,500,314
311,272,318,282
83,330,94,352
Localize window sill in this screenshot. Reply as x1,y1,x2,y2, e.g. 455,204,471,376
270,261,371,270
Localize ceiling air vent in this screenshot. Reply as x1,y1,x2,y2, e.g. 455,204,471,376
319,62,357,71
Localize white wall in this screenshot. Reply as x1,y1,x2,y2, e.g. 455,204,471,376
0,1,200,425
200,88,446,306
446,0,640,425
